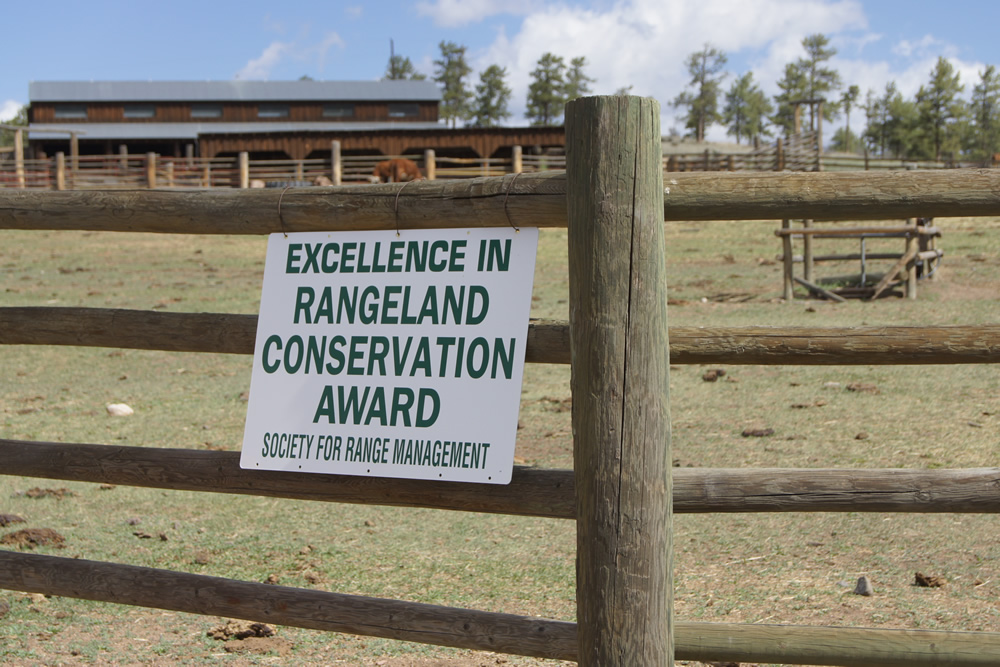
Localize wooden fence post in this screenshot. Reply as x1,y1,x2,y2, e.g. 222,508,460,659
803,219,814,282
566,95,672,665
295,160,304,182
14,129,25,189
331,140,342,185
119,144,128,173
69,133,79,188
782,219,794,300
55,152,65,191
512,145,523,174
165,161,175,188
239,152,249,189
146,153,157,189
776,138,785,171
424,149,436,180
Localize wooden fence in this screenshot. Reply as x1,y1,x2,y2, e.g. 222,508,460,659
4,127,994,190
3,97,1000,664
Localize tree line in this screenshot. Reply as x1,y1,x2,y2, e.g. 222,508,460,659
386,42,596,128
672,34,1000,162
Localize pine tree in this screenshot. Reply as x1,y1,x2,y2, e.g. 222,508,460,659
385,55,426,81
470,65,512,128
772,63,808,136
916,57,965,160
799,34,842,128
839,85,860,152
722,72,772,144
564,57,595,101
672,44,727,142
772,34,842,135
433,41,473,128
968,65,1000,161
828,127,862,153
0,104,28,147
526,53,567,126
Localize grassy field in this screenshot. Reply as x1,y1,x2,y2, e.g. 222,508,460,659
1,209,999,666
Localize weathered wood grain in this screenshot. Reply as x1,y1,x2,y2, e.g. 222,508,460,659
3,307,999,366
3,440,999,515
0,440,573,519
675,621,1000,666
0,552,577,661
567,96,672,664
3,551,1000,664
3,169,1000,234
0,174,568,233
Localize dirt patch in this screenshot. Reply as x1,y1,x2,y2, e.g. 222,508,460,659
18,487,76,500
208,619,276,640
223,635,294,655
0,527,65,549
0,513,26,527
208,620,292,656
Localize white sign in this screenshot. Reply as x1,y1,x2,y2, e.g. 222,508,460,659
240,227,538,484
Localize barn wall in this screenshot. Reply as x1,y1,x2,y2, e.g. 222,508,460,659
30,101,438,124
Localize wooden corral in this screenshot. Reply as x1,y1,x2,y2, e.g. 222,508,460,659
197,125,566,160
3,98,1000,665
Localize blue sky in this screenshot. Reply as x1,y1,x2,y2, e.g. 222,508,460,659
3,0,998,141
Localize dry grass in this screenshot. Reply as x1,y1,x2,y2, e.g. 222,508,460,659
1,211,999,665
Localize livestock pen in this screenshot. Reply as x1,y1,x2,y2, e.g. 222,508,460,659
2,96,1000,664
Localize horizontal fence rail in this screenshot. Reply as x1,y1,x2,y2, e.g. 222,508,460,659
0,551,577,661
2,551,1000,666
3,440,1000,515
3,170,1000,234
2,308,999,366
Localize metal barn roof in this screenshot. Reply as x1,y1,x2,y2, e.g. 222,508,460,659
29,80,442,103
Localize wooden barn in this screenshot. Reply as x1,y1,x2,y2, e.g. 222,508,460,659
26,80,565,161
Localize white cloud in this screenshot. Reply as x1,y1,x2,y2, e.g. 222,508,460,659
0,99,22,122
345,5,363,19
416,0,534,27
892,34,940,58
316,32,347,75
236,42,291,80
475,0,867,131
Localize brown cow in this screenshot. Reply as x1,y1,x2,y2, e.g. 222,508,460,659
372,158,423,183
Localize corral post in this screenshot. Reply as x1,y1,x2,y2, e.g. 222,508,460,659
55,152,65,191
165,161,175,188
119,144,128,172
331,141,342,185
238,152,249,189
295,160,304,182
14,129,25,189
69,133,79,187
424,149,436,180
566,95,673,665
146,153,157,189
782,219,794,300
512,145,522,174
816,100,824,172
906,223,919,299
776,138,784,171
803,219,814,282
